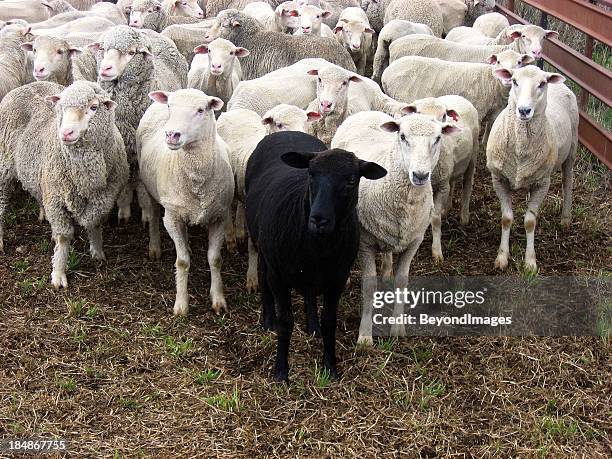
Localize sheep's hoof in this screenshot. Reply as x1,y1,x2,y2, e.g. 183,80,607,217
273,367,289,383
306,322,321,337
523,258,538,274
494,253,509,270
357,335,374,347
173,301,189,316
148,246,161,261
38,208,46,222
460,213,470,226
246,275,258,293
117,207,131,224
51,272,68,290
211,298,228,314
90,248,106,262
391,324,406,337
560,216,572,228
235,229,247,242
324,363,339,380
225,239,237,253
262,316,276,331
432,250,444,264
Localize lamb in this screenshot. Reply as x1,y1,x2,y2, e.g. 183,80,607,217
389,25,558,63
294,5,334,37
160,0,204,17
90,25,188,222
360,0,443,36
435,0,466,34
245,131,386,381
381,52,535,140
371,19,434,84
217,105,321,290
22,35,83,86
486,65,577,272
0,0,75,23
137,89,233,316
188,38,249,108
242,1,301,34
129,0,205,31
404,96,479,263
331,112,459,344
0,81,129,288
0,26,35,102
207,9,356,80
333,7,374,75
473,12,510,38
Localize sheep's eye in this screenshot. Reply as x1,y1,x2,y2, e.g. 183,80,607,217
434,136,441,144
317,77,321,83
147,9,153,12
57,49,64,55
342,80,348,86
197,108,205,114
90,105,98,112
316,15,320,18
230,51,234,55
400,133,406,142
277,123,283,128
347,176,357,186
128,50,136,56
512,79,518,86
538,81,546,88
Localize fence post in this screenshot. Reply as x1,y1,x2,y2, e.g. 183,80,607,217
538,12,549,69
580,0,597,110
507,0,515,12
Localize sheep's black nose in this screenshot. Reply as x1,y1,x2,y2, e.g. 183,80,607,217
518,107,532,117
412,171,430,183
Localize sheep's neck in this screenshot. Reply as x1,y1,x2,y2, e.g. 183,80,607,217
206,71,232,99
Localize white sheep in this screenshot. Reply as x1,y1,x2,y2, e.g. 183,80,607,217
331,111,460,343
473,12,510,38
0,0,75,24
486,65,578,272
33,16,118,38
0,81,129,288
0,25,34,102
435,0,467,34
137,88,233,316
129,0,206,32
188,38,250,108
333,8,374,75
22,35,82,86
294,5,334,37
242,1,301,33
161,0,205,17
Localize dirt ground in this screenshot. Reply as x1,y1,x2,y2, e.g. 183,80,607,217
0,146,610,458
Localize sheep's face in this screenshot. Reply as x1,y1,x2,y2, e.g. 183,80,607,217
22,36,81,82
45,84,117,145
168,0,204,18
95,44,153,81
308,67,361,115
129,0,163,28
380,115,460,187
281,149,386,234
149,89,223,150
261,104,321,134
401,97,459,124
494,65,564,121
193,38,249,76
298,5,330,34
487,50,535,86
334,20,374,52
509,25,558,58
275,2,300,30
208,11,241,42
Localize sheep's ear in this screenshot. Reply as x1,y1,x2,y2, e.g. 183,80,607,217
123,5,132,14
400,104,417,115
68,47,82,58
288,9,299,17
21,26,32,36
193,44,209,54
474,0,480,5
493,68,513,82
87,42,102,53
149,91,170,104
208,96,224,111
446,109,459,122
359,160,387,180
349,75,362,83
379,121,399,132
546,73,565,84
307,69,318,75
306,111,321,122
333,25,343,33
365,27,375,34
20,42,34,52
45,95,61,106
102,99,117,110
520,54,535,66
322,11,332,18
485,54,498,65
235,47,250,57
281,151,316,169
545,30,558,39
261,116,273,125
41,1,53,10
442,123,461,135
509,30,522,41
139,47,153,60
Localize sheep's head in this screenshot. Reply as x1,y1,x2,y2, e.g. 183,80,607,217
261,104,321,134
22,36,81,82
486,50,535,87
0,21,32,40
333,20,374,52
400,97,459,124
275,1,300,31
281,149,386,234
298,5,331,35
45,82,117,145
41,0,76,17
166,0,204,18
148,89,223,150
507,24,558,58
494,65,564,121
129,0,164,29
90,26,153,81
307,66,361,115
208,9,249,42
380,114,461,187
193,38,249,76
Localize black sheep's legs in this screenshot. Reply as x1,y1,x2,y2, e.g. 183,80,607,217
321,287,342,379
304,290,320,337
270,278,293,383
260,258,276,331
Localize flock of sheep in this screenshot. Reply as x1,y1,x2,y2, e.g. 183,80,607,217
0,0,578,381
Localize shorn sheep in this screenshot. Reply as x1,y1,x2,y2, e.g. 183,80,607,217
129,0,204,32
245,131,386,381
0,81,129,288
332,112,460,344
137,89,234,316
486,65,578,272
473,12,510,38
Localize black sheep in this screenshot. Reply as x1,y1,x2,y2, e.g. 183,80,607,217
245,131,387,382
